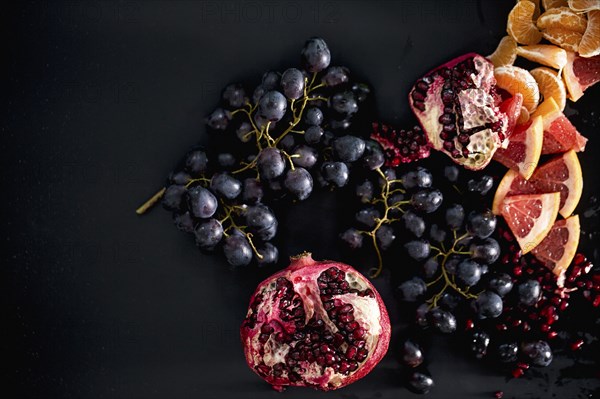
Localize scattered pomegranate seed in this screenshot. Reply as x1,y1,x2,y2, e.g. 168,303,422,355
570,339,584,351
547,331,558,339
517,362,529,370
594,295,600,307
512,368,524,378
465,319,474,330
494,391,504,399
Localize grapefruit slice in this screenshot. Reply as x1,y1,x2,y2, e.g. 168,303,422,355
516,44,568,69
498,93,524,140
500,192,561,253
530,97,588,154
562,51,600,101
493,115,543,179
493,150,583,218
531,215,580,286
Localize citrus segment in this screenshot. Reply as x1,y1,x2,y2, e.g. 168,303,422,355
562,51,600,100
542,0,568,9
488,36,518,67
498,93,524,140
516,44,568,69
568,0,600,12
518,106,531,124
493,150,583,218
508,1,543,45
500,192,561,253
537,7,588,33
579,10,600,58
531,97,587,154
494,66,541,112
493,116,543,179
531,215,580,285
542,28,583,52
530,67,567,110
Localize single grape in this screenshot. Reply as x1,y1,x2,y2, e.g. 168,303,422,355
187,186,218,218
402,211,426,238
472,291,503,319
236,121,253,143
261,71,281,90
256,243,279,266
301,37,330,73
291,145,318,169
438,292,460,310
217,153,236,168
304,107,323,126
445,204,465,230
416,303,430,328
169,170,191,185
518,280,541,306
444,255,462,274
401,340,424,368
252,84,267,104
257,147,286,179
428,308,457,333
404,240,431,261
466,210,497,239
210,172,242,200
423,257,439,279
356,180,374,203
362,140,385,170
330,118,352,130
407,371,434,394
444,165,459,182
380,168,397,185
355,207,380,228
468,175,494,196
173,211,195,233
245,204,277,240
321,162,349,187
322,66,350,86
162,184,187,210
352,82,370,102
223,234,253,267
242,178,263,204
281,68,305,100
340,228,363,249
205,108,230,130
258,91,287,122
333,135,365,163
387,193,405,217
222,83,246,108
470,331,490,359
322,130,335,146
456,259,482,287
185,150,208,175
397,277,427,302
304,125,324,144
376,224,395,250
284,167,313,200
497,342,518,363
429,224,447,243
279,134,295,151
488,273,513,297
470,237,500,264
194,218,223,250
330,91,358,116
522,341,553,367
402,167,432,189
411,189,443,213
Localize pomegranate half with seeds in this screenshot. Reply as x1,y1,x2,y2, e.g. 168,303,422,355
409,53,509,170
241,253,391,391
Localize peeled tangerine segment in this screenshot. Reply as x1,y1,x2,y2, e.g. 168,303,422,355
542,28,583,52
494,66,541,113
488,36,518,67
579,10,600,58
531,215,580,286
500,192,561,253
537,7,588,34
493,149,583,218
568,0,600,12
508,1,543,44
516,44,567,70
530,67,567,111
493,115,543,180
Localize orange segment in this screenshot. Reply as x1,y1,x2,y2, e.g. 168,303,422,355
508,1,543,45
537,7,588,33
516,44,568,69
530,67,567,111
517,106,531,124
568,0,600,12
542,0,569,9
494,66,541,112
494,116,544,179
542,28,583,52
493,150,583,218
579,10,600,57
500,192,561,253
488,36,518,67
531,215,580,286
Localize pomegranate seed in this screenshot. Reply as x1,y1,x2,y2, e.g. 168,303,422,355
495,391,504,399
570,339,584,351
548,331,558,339
594,295,600,307
540,324,551,332
560,301,569,311
465,319,474,330
512,368,524,378
517,362,529,370
513,266,522,276
574,253,585,265
496,324,507,331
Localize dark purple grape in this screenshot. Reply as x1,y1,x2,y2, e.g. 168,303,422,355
472,291,503,319
403,211,426,238
470,238,500,264
466,210,497,239
252,85,267,104
222,83,246,108
301,37,330,73
330,91,358,116
258,91,287,122
279,134,295,151
376,224,395,250
488,273,513,297
397,277,427,302
456,259,482,287
257,147,285,179
340,228,363,249
173,211,195,233
518,280,541,306
187,186,218,218
242,178,263,204
330,118,352,130
205,108,230,130
411,189,443,213
402,167,432,189
356,180,374,203
321,162,349,187
352,82,370,102
468,175,494,196
363,140,385,170
355,207,380,228
429,224,447,243
217,153,236,169
438,292,460,310
428,308,456,333
333,135,365,162
236,121,253,143
261,71,281,90
256,243,278,266
497,342,518,363
284,167,313,200
281,68,305,100
304,125,324,144
322,66,350,86
423,257,439,279
162,184,187,210
404,240,431,261
303,107,323,126
445,204,465,230
210,173,242,200
223,234,252,267
245,204,277,241
185,150,208,175
169,171,191,185
401,340,424,368
470,331,490,359
444,165,459,182
194,218,223,250
407,371,434,394
291,145,318,169
522,341,553,367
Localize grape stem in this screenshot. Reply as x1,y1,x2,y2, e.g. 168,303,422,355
136,187,166,215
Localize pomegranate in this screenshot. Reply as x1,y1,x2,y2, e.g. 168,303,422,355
409,53,509,170
240,253,391,391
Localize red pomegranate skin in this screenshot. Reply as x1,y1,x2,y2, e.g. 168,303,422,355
240,253,391,391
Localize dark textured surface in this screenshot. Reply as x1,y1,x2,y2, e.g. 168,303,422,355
4,1,600,398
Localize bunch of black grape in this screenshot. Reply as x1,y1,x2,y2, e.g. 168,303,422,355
138,37,381,268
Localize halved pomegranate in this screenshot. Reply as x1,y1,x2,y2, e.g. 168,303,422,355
409,53,509,170
240,253,391,391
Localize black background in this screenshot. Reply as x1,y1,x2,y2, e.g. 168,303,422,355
4,1,600,398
